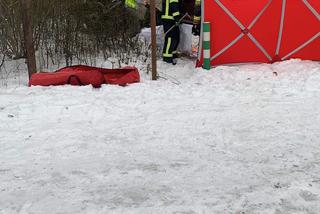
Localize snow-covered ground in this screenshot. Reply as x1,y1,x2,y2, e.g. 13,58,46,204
1,59,320,213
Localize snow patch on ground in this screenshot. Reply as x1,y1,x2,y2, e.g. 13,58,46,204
0,59,320,213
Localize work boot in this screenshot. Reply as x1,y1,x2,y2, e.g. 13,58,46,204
163,57,173,64
172,58,177,65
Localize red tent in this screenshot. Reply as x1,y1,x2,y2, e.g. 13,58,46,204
197,0,320,66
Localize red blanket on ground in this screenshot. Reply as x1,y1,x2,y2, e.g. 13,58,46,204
29,65,140,87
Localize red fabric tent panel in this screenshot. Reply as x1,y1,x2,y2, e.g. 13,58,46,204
249,0,283,60
212,36,270,65
203,0,280,65
289,38,320,61
279,0,320,60
205,0,241,58
218,0,272,26
199,0,320,67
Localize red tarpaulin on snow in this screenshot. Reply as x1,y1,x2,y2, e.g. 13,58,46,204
197,0,320,66
29,65,140,87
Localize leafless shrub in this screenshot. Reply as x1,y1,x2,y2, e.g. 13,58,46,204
0,0,149,74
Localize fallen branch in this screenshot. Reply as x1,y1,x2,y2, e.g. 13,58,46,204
0,54,5,69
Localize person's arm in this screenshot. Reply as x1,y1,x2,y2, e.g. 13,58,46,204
170,0,181,23
193,0,201,25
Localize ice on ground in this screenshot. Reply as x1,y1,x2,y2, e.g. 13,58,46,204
0,59,320,213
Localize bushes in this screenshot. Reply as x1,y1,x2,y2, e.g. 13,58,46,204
0,0,145,70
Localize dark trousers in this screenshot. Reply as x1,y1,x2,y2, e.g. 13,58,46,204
162,20,180,61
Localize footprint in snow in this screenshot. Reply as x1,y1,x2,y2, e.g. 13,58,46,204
299,190,318,202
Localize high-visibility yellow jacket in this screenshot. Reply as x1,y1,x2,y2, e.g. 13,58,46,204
161,0,181,21
125,0,137,9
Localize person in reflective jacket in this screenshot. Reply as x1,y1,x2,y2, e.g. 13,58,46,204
162,0,181,64
192,0,201,36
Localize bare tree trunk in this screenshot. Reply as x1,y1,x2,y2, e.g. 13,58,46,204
150,0,157,80
20,0,36,79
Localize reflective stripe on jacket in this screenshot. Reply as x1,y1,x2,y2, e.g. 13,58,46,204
194,0,201,24
125,0,137,9
162,0,180,21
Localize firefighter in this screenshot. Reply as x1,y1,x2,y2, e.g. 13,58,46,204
162,0,181,64
192,0,201,36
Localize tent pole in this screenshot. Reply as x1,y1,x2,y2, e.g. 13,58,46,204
203,22,211,70
150,0,158,80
